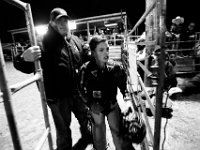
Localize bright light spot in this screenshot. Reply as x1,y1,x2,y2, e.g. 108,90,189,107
35,25,48,36
104,23,118,27
68,21,76,30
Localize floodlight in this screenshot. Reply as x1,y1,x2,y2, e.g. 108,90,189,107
68,21,76,30
35,25,48,36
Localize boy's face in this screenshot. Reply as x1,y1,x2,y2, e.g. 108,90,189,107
93,42,109,65
55,17,70,36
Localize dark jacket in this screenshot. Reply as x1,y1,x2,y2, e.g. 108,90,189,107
79,60,127,107
14,25,85,99
181,73,200,95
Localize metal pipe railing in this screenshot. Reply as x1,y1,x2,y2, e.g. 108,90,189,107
10,73,41,94
128,0,156,36
153,0,167,150
2,0,27,10
122,0,167,149
0,40,23,150
2,0,53,150
122,42,155,149
139,98,154,146
138,76,155,116
126,73,154,147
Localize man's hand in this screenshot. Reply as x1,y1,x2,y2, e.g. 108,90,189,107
168,87,183,100
22,46,41,62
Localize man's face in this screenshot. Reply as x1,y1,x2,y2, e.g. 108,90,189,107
55,17,69,36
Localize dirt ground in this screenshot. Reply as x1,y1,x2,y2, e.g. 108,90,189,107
1,61,200,150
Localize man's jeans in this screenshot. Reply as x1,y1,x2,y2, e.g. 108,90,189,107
47,94,91,150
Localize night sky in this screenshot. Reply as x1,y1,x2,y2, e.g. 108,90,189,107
0,0,199,43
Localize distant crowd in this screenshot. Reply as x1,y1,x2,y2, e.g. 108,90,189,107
165,16,198,50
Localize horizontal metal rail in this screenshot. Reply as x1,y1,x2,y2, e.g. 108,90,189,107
75,12,126,24
167,49,198,52
10,73,41,94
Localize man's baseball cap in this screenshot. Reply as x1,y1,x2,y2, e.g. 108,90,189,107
50,8,69,21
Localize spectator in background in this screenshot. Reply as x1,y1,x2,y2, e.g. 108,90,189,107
165,16,184,49
150,45,177,90
180,22,197,51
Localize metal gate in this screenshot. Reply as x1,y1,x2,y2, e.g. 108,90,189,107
0,0,53,150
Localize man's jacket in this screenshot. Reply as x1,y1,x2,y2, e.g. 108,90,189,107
14,25,85,99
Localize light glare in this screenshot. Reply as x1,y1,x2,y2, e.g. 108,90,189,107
35,25,48,36
68,21,76,30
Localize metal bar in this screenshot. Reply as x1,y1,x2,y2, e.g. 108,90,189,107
128,0,156,36
166,49,196,52
0,40,23,150
34,128,50,150
139,97,154,146
137,61,153,77
128,81,153,149
25,4,54,150
153,0,167,149
2,0,27,10
87,22,90,42
134,41,156,46
138,74,155,116
76,16,125,25
2,1,54,150
76,12,126,23
10,73,41,94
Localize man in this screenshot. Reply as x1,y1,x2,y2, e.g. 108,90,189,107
13,8,92,150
